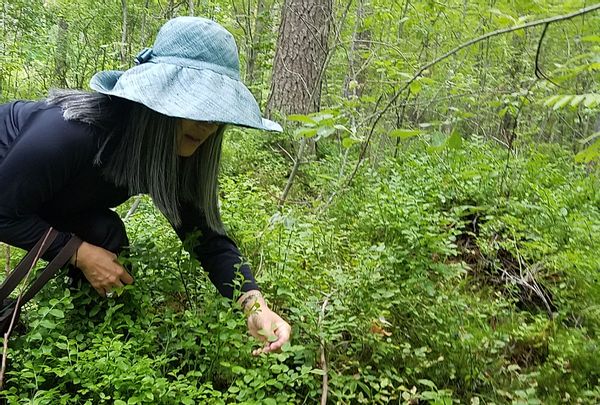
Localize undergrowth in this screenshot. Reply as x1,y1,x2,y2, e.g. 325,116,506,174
1,133,599,404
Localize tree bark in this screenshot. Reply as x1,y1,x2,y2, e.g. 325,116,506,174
120,0,128,65
54,18,69,87
266,0,332,117
267,0,332,204
140,0,150,45
245,0,268,102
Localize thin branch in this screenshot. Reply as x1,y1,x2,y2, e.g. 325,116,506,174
344,4,600,187
535,23,561,87
318,295,330,405
279,138,308,206
124,195,143,221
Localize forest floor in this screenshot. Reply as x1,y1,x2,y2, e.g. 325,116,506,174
1,134,599,404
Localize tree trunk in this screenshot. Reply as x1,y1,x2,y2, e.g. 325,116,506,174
140,0,150,45
343,0,370,100
266,0,332,117
267,0,332,204
245,0,268,102
54,18,69,87
120,0,128,65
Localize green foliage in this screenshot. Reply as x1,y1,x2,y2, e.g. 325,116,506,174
2,0,600,403
6,135,598,403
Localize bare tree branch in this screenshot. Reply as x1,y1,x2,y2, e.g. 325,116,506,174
535,23,561,87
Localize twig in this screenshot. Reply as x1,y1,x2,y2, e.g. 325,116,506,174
534,23,560,87
345,3,600,187
279,138,308,206
318,295,331,405
273,143,295,164
124,195,143,221
0,229,52,389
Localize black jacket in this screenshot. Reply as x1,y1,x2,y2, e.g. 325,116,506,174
0,100,258,298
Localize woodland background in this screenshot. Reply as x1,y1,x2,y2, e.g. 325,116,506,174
1,0,599,403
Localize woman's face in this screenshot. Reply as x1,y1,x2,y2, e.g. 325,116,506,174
177,120,220,157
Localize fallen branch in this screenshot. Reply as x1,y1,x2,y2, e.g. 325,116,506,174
345,3,600,187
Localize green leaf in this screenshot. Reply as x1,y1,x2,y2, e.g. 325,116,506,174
543,95,561,107
447,130,463,150
49,308,65,318
575,138,600,163
342,137,359,148
231,366,246,374
316,126,336,139
390,129,421,138
287,114,316,125
581,35,600,43
569,95,586,107
429,132,446,148
583,94,600,108
418,379,437,389
553,95,573,110
312,112,335,123
39,319,56,329
578,131,600,144
409,80,422,95
294,127,318,138
334,124,351,133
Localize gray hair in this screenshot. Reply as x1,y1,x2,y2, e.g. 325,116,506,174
46,89,225,233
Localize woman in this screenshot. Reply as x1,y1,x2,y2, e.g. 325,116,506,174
0,16,290,355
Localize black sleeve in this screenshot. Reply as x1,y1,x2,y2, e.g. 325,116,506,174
0,106,96,260
172,201,259,299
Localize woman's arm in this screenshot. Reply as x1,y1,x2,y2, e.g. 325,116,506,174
172,201,259,298
172,203,291,354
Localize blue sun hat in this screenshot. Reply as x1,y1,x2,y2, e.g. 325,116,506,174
90,16,282,132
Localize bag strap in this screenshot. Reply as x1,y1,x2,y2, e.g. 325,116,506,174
0,228,58,302
21,235,82,304
0,231,83,335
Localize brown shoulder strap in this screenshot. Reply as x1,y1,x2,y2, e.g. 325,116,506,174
21,235,82,304
0,228,58,302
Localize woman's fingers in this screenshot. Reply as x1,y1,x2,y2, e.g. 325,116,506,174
269,323,292,352
119,268,134,284
77,241,133,296
260,322,291,354
249,313,292,356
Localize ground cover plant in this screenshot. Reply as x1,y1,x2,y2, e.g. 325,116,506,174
1,132,598,403
1,0,600,403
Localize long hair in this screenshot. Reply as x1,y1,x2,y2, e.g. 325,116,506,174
46,89,225,233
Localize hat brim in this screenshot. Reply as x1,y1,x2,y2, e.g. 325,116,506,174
90,64,282,132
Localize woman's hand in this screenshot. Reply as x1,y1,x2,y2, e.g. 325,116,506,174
239,290,291,356
72,241,134,297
